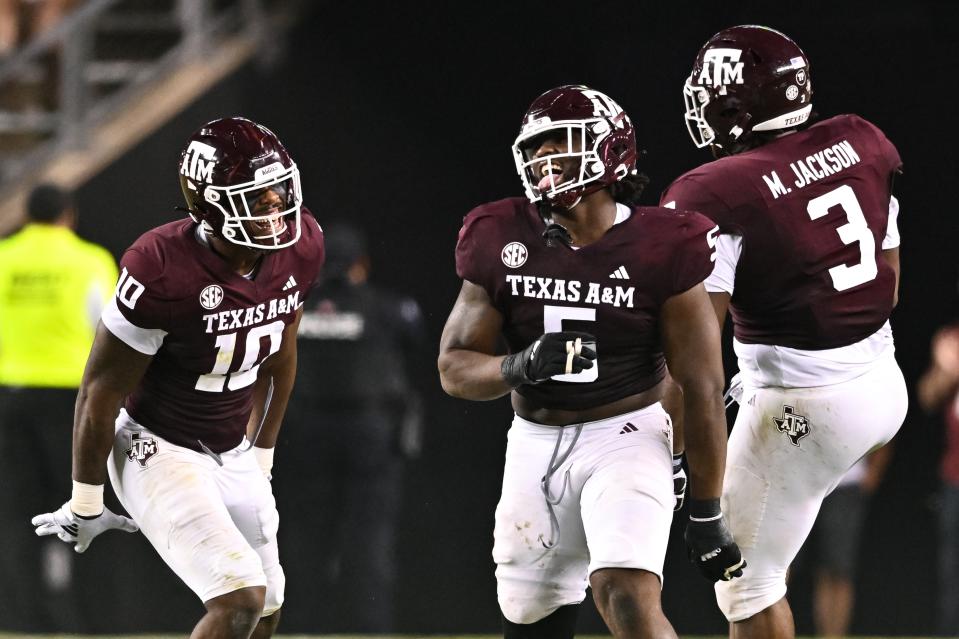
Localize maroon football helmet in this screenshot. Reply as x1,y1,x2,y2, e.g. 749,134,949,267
178,117,303,250
512,85,637,209
684,25,813,153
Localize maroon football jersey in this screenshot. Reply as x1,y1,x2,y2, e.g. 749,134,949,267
456,197,716,411
661,115,901,350
110,211,324,453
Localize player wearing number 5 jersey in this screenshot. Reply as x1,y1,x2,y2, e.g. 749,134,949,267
31,117,324,638
439,85,744,639
661,25,907,639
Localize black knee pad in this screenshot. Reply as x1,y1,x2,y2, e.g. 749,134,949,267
502,603,580,639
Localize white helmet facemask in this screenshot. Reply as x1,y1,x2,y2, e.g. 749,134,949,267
512,118,611,204
683,76,716,148
202,162,303,250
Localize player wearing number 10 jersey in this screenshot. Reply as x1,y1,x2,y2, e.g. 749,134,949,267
439,85,743,639
661,25,907,638
32,117,324,638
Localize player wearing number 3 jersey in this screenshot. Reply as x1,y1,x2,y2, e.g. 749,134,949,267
31,117,324,638
661,26,907,639
439,85,744,639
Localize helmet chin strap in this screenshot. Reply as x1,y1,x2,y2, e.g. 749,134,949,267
537,201,575,248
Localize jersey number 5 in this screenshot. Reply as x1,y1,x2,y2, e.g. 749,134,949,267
806,184,878,292
543,305,598,383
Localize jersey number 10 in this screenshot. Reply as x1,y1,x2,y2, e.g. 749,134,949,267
195,321,285,392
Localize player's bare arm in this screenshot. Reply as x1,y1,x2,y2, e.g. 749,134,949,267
707,290,732,329
438,280,510,400
881,246,900,307
74,322,153,485
662,282,745,583
247,306,303,449
660,283,727,500
31,323,146,553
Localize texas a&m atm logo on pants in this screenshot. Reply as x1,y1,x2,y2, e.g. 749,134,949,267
126,432,159,467
774,405,810,447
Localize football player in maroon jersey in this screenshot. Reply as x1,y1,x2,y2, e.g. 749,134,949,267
439,85,744,639
662,26,908,639
31,117,325,638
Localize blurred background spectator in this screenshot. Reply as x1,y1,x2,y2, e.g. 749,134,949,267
0,182,116,632
792,446,893,638
0,0,79,116
918,325,959,637
273,221,428,633
0,0,79,61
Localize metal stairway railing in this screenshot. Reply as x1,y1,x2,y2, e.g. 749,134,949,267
0,0,303,234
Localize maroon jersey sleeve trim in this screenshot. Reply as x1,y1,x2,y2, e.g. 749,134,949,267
455,210,493,287
662,174,738,232
115,246,174,331
670,213,720,296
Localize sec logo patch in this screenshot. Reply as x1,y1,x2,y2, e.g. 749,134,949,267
199,284,224,310
501,242,528,268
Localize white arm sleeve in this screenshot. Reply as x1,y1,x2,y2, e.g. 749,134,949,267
100,297,167,355
882,195,900,250
703,234,742,294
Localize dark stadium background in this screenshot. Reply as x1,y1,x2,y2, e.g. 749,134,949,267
65,2,957,635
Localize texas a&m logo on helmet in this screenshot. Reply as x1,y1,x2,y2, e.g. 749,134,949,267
696,48,745,90
683,26,813,152
178,117,304,251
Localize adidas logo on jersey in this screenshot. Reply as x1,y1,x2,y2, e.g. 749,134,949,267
619,422,638,435
282,275,297,291
609,266,630,280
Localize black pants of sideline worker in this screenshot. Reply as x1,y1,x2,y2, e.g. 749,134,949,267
0,386,88,632
273,405,404,633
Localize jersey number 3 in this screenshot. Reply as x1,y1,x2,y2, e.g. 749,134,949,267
807,184,878,292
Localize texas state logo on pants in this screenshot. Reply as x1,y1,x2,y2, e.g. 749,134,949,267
715,355,907,621
108,409,285,614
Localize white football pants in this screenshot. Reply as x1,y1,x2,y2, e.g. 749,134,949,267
108,409,285,615
716,355,907,621
493,403,674,624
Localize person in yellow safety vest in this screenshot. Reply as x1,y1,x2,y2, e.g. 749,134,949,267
0,183,117,633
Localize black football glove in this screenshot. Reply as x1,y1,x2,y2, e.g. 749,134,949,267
672,453,687,512
501,331,597,387
684,498,746,582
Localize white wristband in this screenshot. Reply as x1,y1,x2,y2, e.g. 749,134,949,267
70,481,104,517
253,446,275,478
